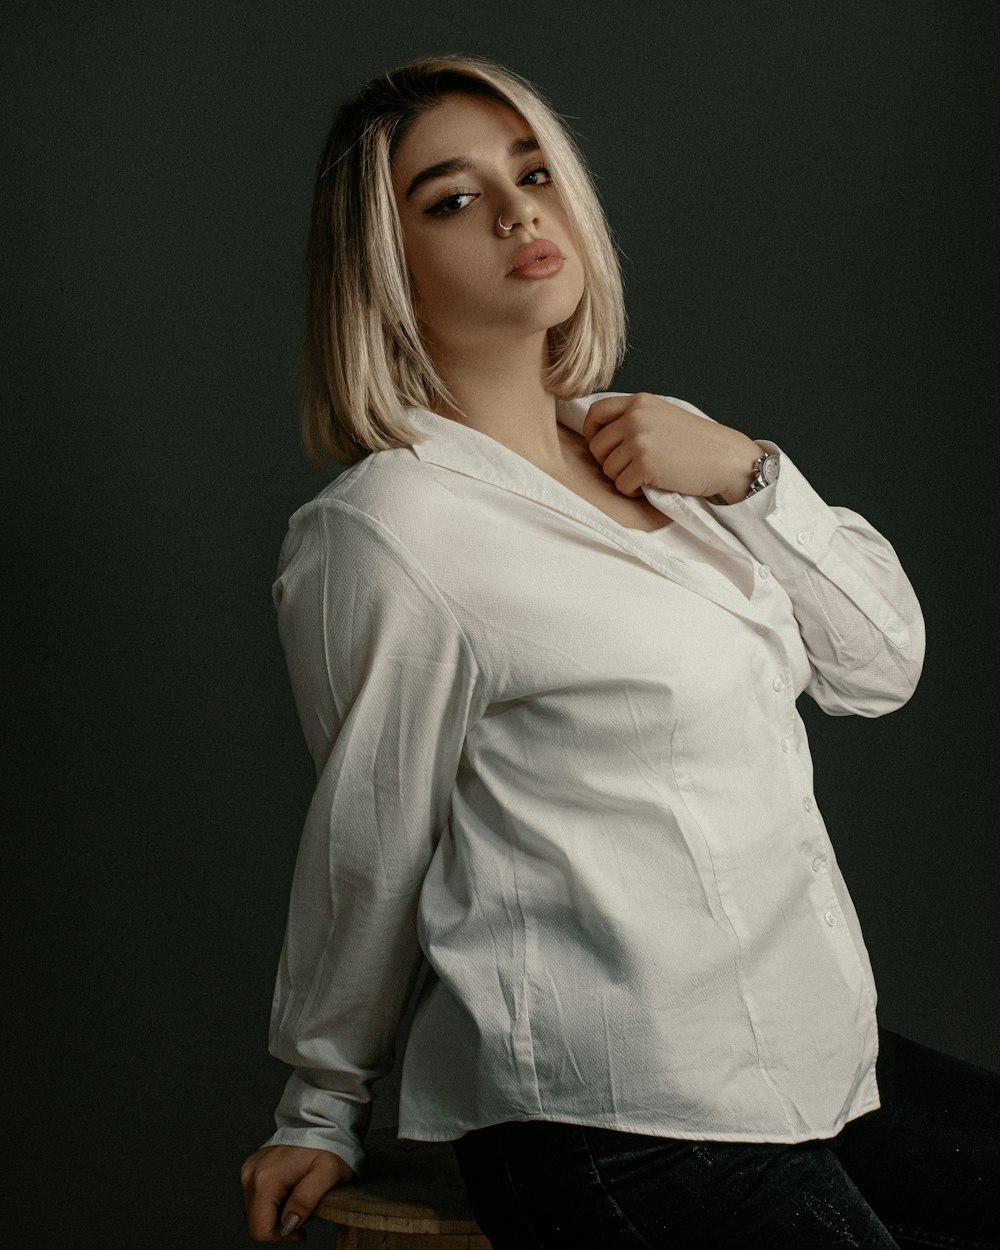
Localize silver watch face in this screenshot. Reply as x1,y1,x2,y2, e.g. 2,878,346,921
761,454,780,486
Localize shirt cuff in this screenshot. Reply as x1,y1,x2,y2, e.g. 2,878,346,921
260,1123,369,1179
260,1070,374,1177
705,441,839,579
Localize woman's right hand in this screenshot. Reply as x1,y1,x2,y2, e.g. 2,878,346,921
240,1143,356,1242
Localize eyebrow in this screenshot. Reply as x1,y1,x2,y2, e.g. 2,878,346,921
404,136,542,200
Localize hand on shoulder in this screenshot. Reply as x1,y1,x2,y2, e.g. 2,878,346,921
582,392,762,504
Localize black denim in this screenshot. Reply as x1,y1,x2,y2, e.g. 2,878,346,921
451,1027,1000,1249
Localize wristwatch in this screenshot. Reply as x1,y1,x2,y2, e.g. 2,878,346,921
746,451,780,497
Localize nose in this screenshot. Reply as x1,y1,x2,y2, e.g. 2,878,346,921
495,189,540,236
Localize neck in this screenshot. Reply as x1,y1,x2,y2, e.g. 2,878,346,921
424,331,573,469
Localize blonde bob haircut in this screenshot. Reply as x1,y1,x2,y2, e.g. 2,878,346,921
300,53,627,468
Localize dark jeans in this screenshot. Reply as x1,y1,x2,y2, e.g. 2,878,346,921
451,1027,1000,1249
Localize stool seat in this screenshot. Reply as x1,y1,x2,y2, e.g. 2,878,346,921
315,1125,492,1248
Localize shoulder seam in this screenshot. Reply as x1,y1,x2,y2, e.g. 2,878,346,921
315,497,486,707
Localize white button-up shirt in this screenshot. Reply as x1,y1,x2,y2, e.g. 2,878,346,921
263,392,925,1177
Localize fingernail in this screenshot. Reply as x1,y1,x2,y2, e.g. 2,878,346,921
280,1212,301,1235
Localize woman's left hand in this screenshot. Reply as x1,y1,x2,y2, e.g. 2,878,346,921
581,393,763,504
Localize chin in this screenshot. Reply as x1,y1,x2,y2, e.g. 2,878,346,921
526,282,585,325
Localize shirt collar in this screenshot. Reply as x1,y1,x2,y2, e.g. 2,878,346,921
402,393,761,615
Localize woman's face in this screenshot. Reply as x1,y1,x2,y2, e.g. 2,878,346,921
390,92,585,356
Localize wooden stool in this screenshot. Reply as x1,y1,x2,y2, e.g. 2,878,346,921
315,1125,492,1249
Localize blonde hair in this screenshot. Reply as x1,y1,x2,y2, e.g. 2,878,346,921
300,53,627,468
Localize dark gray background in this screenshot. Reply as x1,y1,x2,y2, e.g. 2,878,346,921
4,3,996,1247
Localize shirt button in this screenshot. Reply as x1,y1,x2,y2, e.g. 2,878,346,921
755,623,767,635
772,675,785,693
811,854,826,872
796,530,809,545
781,737,793,753
824,910,838,927
802,795,814,812
758,564,771,579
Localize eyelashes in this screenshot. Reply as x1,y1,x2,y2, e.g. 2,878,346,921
424,190,477,218
424,166,553,218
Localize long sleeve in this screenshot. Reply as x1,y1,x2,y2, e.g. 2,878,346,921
262,497,483,1176
655,397,926,717
705,443,925,716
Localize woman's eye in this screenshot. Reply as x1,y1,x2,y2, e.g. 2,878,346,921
425,191,478,217
423,167,551,218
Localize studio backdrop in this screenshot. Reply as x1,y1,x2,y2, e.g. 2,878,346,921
4,3,996,1247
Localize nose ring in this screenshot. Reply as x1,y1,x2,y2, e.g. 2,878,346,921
497,215,514,232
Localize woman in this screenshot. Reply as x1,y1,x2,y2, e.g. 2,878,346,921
240,54,999,1248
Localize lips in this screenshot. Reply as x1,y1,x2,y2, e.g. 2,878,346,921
507,238,563,274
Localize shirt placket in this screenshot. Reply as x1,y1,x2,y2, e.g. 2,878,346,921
749,559,864,972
